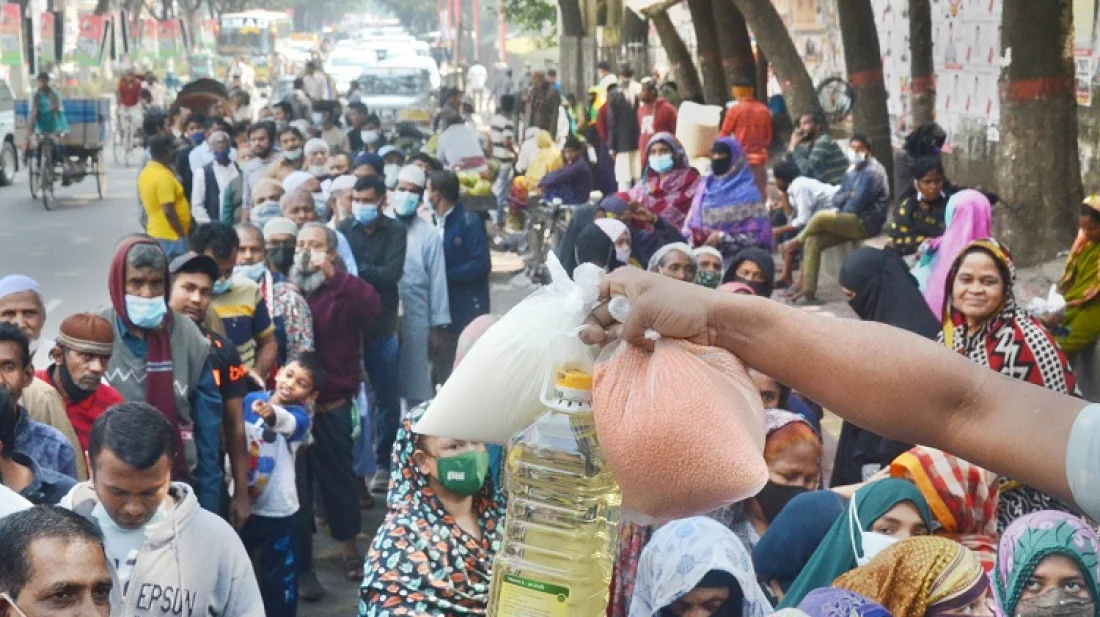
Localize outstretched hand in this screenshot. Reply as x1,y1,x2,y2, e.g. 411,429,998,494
579,268,724,350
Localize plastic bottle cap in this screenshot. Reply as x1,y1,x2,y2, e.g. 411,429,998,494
555,369,593,391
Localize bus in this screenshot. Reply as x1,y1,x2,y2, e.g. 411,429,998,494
216,10,292,86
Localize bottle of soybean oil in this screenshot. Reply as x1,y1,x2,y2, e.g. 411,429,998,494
487,368,621,617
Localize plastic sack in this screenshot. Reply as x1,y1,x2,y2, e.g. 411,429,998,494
414,252,603,445
592,338,769,520
1027,284,1067,318
676,101,722,159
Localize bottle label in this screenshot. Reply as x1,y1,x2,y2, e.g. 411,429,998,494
496,573,570,617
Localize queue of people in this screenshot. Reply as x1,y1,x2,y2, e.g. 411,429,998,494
6,54,1100,617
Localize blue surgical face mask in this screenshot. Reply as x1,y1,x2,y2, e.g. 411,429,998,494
125,295,167,329
352,201,380,225
234,262,266,282
283,148,303,161
393,190,420,217
190,132,205,146
311,112,324,125
212,277,233,295
213,149,231,165
649,153,674,174
312,192,327,217
384,163,400,189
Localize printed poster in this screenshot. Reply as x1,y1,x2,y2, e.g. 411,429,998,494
76,14,107,67
139,18,157,64
39,12,56,66
1077,53,1095,106
157,19,179,60
0,5,22,67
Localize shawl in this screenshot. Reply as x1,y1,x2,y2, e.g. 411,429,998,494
628,516,773,617
684,136,770,249
108,238,187,482
797,588,893,617
995,510,1100,617
360,405,505,616
833,536,988,617
889,446,1000,572
778,479,934,608
915,190,993,320
840,247,941,339
722,247,776,298
940,239,1076,395
752,491,847,592
628,132,701,230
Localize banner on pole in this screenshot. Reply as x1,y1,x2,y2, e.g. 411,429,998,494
39,12,55,66
0,5,22,67
76,14,106,67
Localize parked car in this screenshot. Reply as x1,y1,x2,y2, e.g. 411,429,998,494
0,78,17,186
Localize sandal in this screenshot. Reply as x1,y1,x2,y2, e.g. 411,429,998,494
343,554,364,582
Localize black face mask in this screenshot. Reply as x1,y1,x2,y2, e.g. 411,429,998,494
55,360,95,403
754,480,808,522
734,276,767,296
711,156,732,176
268,245,295,274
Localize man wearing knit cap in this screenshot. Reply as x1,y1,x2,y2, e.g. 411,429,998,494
0,275,85,480
38,313,123,454
387,164,450,494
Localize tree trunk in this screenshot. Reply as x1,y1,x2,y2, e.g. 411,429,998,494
995,0,1081,265
94,0,111,15
623,8,649,76
712,0,755,94
836,0,894,194
686,0,725,104
909,0,935,126
651,10,703,101
604,0,623,66
756,48,768,100
561,0,584,37
729,0,818,117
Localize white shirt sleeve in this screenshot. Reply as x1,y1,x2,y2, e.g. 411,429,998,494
788,182,814,229
191,168,211,224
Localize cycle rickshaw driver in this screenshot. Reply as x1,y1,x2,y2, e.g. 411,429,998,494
26,71,70,179
117,67,144,142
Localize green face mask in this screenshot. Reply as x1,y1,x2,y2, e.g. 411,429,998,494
434,449,490,496
695,270,721,289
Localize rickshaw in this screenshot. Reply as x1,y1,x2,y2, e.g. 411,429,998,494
15,97,108,210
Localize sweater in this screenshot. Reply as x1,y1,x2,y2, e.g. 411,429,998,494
306,270,381,405
340,215,408,340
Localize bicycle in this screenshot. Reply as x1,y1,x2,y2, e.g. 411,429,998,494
27,132,58,210
523,196,571,285
25,130,105,211
113,106,141,168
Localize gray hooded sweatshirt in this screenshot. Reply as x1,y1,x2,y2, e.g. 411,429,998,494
61,481,262,617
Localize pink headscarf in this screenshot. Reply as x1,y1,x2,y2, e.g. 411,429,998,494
923,190,992,319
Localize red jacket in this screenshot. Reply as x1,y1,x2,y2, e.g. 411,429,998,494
637,98,678,162
38,369,124,452
719,98,773,166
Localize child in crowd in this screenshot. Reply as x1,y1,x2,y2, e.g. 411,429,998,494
237,352,322,617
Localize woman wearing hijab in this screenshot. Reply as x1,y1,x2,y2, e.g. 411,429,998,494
648,242,697,283
359,405,504,616
779,478,935,608
683,137,771,257
753,491,847,601
695,246,724,288
629,517,774,617
889,446,1001,572
1054,195,1100,359
832,537,994,617
912,189,993,319
572,219,630,272
887,157,951,257
609,192,690,268
628,132,701,231
832,247,936,485
940,239,1077,528
723,248,776,297
796,589,892,617
994,511,1099,617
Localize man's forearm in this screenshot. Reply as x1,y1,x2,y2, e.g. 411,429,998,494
224,398,249,498
709,294,1081,503
254,336,277,377
163,204,187,238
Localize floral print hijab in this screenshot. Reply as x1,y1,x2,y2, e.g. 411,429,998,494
994,510,1100,617
359,404,506,616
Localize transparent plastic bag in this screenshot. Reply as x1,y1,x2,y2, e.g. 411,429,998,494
592,338,769,520
414,252,603,445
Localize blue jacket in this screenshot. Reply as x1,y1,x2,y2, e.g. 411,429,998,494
441,202,491,335
832,158,890,236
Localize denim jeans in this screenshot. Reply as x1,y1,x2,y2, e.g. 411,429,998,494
363,335,401,468
156,238,189,261
239,514,299,617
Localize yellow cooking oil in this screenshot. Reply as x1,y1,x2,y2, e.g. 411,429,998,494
487,368,622,617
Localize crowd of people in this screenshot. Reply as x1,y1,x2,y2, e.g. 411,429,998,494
4,52,1100,617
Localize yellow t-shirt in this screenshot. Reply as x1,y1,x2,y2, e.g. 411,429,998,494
138,160,191,240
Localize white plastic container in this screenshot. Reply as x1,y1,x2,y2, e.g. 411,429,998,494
676,100,722,159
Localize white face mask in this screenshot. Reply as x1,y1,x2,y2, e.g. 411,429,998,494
847,148,867,165
849,499,899,566
615,246,631,265
361,130,379,144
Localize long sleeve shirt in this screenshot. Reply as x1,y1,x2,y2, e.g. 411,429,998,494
440,203,491,334
787,177,840,230
539,158,593,206
340,216,407,339
307,270,381,405
791,134,849,186
719,98,772,166
831,158,890,236
191,162,241,224
13,409,77,479
638,98,678,159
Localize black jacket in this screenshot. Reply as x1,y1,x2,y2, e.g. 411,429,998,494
340,216,407,339
606,92,640,153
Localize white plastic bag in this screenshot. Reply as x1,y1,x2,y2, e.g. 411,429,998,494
1027,284,1067,318
414,252,603,445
